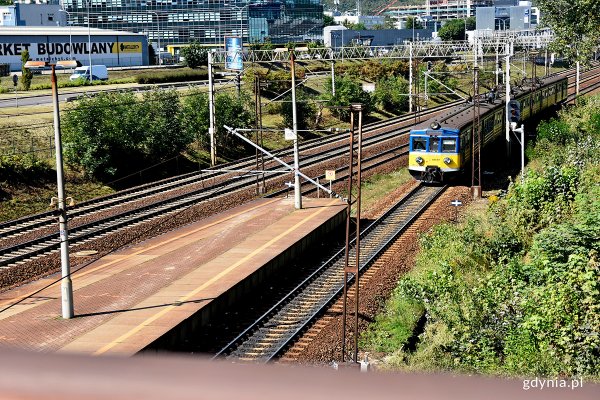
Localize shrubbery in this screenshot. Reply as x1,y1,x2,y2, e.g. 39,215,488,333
0,154,52,183
321,76,373,121
62,87,254,180
362,95,600,378
135,69,208,84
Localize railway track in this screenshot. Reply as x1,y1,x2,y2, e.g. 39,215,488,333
0,64,597,276
214,184,446,362
0,100,457,241
0,102,458,270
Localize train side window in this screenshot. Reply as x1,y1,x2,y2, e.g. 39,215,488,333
442,139,456,152
429,137,440,152
412,137,427,151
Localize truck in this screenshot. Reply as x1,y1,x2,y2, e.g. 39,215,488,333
69,65,109,82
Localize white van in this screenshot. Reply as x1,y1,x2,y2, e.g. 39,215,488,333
69,65,108,81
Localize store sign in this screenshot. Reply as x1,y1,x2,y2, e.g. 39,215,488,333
117,42,143,53
0,42,142,57
225,36,243,70
0,40,144,68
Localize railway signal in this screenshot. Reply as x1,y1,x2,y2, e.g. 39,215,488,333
507,99,521,123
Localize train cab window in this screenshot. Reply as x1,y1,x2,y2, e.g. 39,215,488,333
442,138,457,153
429,137,440,152
412,137,427,151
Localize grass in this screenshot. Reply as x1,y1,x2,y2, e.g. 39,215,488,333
0,174,114,221
0,66,209,94
358,169,412,214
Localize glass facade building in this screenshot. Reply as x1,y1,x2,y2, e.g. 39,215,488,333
59,0,323,47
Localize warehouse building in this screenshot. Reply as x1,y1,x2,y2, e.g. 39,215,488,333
0,26,148,71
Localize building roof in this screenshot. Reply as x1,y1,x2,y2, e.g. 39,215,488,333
0,26,144,36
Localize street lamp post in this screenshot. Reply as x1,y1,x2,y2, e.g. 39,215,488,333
58,10,72,61
86,0,92,81
147,11,161,65
227,4,249,44
25,59,78,319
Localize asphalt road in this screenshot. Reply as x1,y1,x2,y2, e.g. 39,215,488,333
0,71,330,109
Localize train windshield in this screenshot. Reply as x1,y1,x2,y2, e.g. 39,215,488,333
442,138,457,152
429,137,440,152
412,137,427,151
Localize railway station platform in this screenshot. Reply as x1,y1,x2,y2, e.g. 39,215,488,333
0,197,346,356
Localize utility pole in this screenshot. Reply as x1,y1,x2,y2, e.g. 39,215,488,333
342,104,363,364
471,65,481,198
208,51,217,166
408,41,413,113
495,43,499,86
331,61,336,96
290,50,302,209
51,64,74,319
505,41,512,159
576,60,580,103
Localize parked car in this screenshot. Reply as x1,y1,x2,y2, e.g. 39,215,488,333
69,65,108,81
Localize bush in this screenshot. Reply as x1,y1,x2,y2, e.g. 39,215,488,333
62,89,192,179
0,154,52,183
280,89,317,132
20,50,33,91
135,70,208,84
321,76,373,121
373,76,409,113
362,95,600,379
180,42,208,68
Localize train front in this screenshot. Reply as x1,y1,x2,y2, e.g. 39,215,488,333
408,122,461,183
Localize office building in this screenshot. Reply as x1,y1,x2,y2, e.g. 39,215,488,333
59,0,324,47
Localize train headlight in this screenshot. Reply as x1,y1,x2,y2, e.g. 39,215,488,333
416,156,424,165
443,157,451,165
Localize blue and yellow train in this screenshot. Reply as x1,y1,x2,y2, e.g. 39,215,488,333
408,74,568,183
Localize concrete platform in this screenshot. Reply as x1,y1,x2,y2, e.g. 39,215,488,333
0,197,346,356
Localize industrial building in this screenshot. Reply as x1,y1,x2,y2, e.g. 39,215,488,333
58,0,323,47
0,26,148,71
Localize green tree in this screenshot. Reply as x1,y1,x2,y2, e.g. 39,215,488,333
181,90,254,155
213,92,255,155
137,89,188,164
438,19,467,41
323,15,336,27
373,75,409,113
20,49,33,91
406,16,423,30
466,16,476,31
181,89,210,149
148,43,157,65
535,0,600,62
321,76,372,121
384,15,397,29
62,90,192,179
180,41,208,68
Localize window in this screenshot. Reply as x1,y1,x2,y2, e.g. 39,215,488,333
412,137,427,151
429,137,440,152
442,138,456,153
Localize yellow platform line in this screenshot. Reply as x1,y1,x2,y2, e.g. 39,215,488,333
93,198,339,355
